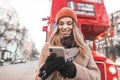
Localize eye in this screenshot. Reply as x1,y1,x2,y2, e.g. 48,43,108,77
67,21,73,25
58,21,73,26
58,22,64,26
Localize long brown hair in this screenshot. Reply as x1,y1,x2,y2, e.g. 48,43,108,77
49,19,87,58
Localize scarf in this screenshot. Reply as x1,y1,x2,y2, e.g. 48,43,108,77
60,35,79,62
61,35,76,48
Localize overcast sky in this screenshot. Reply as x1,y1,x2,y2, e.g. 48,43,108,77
1,0,120,51
104,0,120,14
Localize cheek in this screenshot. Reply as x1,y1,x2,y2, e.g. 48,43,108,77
58,26,62,30
69,26,73,29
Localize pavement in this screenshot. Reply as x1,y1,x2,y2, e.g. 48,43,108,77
0,60,38,80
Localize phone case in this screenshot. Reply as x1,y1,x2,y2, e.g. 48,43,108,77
49,46,65,58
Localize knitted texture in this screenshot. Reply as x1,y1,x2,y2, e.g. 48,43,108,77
55,7,77,23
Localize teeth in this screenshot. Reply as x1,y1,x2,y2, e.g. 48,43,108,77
62,30,70,32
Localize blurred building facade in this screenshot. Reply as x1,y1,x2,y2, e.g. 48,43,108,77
0,1,38,63
110,10,120,62
110,10,120,44
110,10,120,80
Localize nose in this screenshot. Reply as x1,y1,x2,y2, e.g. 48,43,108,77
62,24,68,29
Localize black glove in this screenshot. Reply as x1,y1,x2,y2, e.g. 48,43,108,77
39,53,65,80
58,61,76,78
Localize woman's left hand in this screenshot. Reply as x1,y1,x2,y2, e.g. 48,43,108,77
58,61,76,78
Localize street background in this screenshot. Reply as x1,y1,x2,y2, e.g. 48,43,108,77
0,60,38,80
0,0,120,80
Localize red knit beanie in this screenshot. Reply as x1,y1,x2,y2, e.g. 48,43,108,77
55,7,77,24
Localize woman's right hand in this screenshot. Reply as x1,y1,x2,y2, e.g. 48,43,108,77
39,53,65,80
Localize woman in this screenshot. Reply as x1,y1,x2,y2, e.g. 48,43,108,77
34,7,100,80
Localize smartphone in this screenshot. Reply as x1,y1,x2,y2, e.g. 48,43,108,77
49,46,65,58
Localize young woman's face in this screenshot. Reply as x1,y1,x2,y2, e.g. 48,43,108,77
58,17,73,37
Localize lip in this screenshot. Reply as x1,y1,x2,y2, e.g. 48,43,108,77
61,32,70,36
61,30,70,33
62,32,69,34
60,28,72,36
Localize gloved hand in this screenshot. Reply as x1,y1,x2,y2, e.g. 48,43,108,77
39,53,65,80
58,61,76,78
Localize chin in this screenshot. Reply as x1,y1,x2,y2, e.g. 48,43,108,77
63,35,70,37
